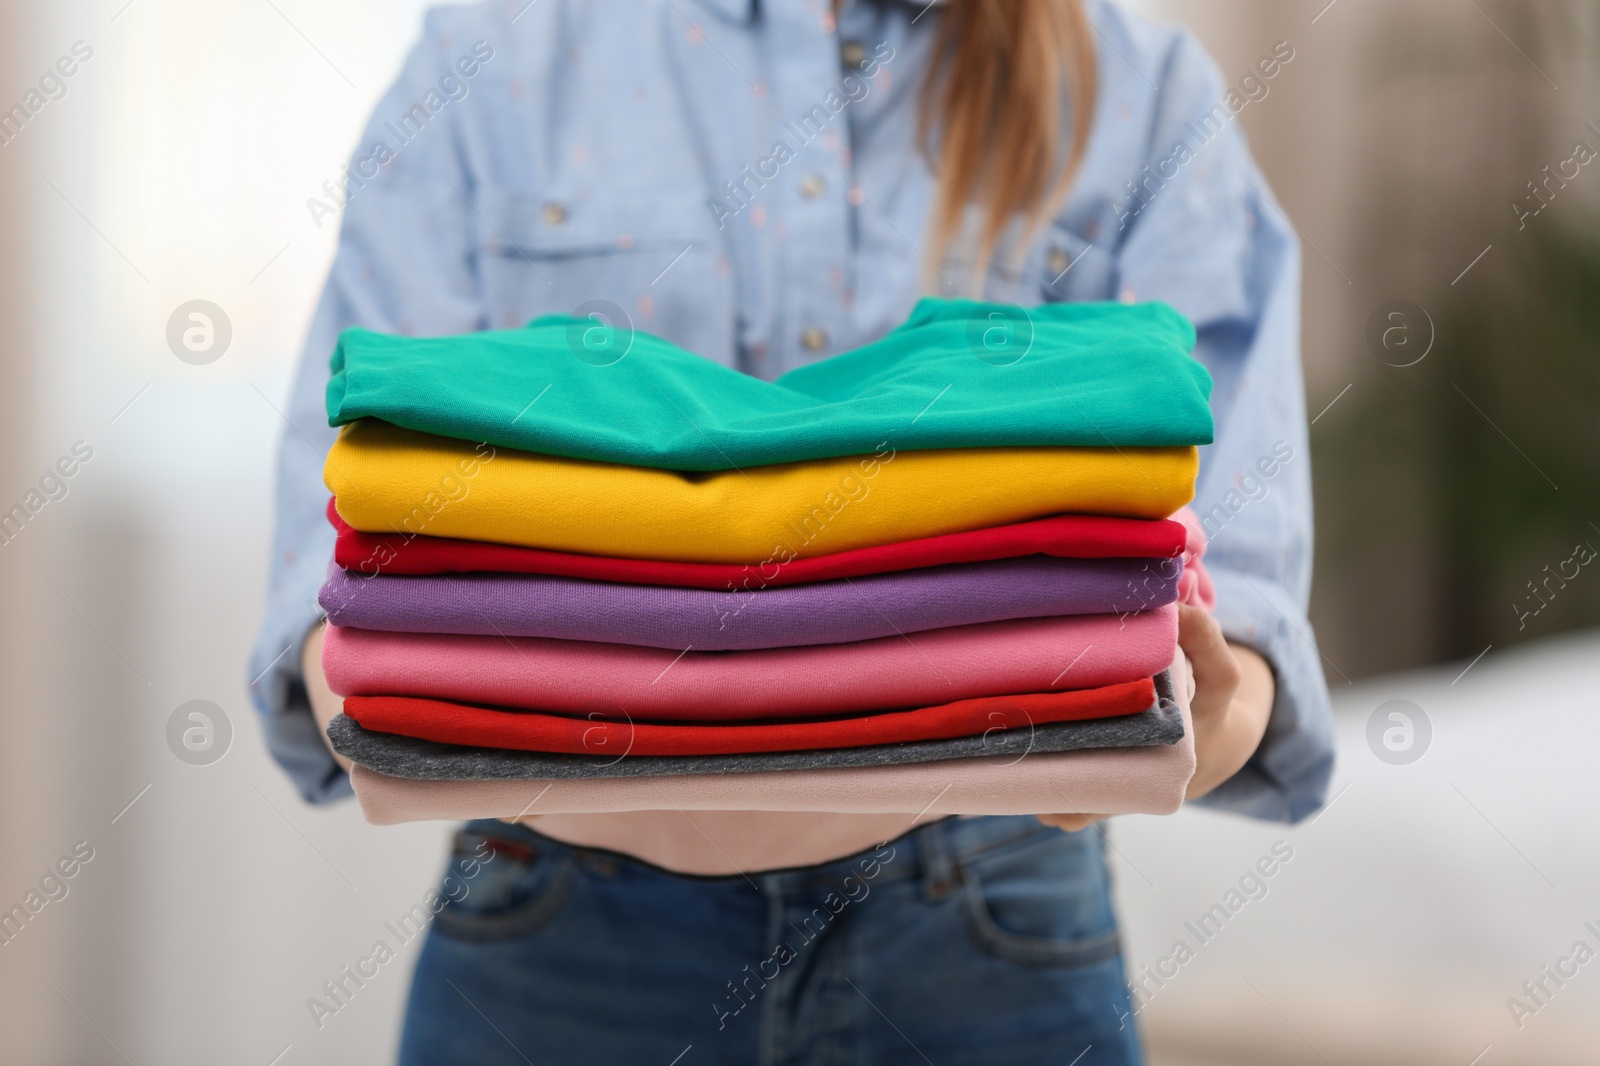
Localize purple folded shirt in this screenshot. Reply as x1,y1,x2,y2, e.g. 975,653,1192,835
320,555,1180,651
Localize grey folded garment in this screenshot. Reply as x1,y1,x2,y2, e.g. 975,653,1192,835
327,671,1181,781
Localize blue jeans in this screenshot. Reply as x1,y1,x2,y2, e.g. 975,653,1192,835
399,815,1142,1065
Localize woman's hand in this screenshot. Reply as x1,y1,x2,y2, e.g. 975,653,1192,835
1175,604,1274,801
304,621,536,824
301,621,353,773
1037,604,1275,832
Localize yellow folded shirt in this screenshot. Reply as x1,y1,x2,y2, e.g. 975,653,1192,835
326,419,1197,564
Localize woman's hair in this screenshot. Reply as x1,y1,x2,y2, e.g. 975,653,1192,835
918,0,1098,286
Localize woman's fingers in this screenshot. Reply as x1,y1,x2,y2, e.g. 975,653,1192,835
1036,813,1106,832
1177,608,1277,802
301,622,354,773
1176,603,1241,723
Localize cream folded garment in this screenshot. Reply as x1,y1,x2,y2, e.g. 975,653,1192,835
322,605,1178,720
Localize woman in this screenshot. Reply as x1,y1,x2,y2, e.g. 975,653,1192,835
251,1,1333,1061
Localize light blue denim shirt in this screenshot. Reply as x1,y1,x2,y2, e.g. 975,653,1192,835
249,0,1335,821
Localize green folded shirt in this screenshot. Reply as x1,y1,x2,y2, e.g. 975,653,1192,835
326,297,1212,471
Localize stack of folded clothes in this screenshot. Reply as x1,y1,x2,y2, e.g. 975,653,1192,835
316,298,1217,823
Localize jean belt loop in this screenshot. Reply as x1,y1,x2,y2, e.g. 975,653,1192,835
916,820,960,902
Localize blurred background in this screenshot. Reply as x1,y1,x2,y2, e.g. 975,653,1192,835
0,0,1596,1062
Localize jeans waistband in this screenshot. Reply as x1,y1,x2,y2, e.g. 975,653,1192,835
467,815,1062,894
764,815,1061,899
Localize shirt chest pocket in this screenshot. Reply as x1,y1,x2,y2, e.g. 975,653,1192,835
473,186,736,365
1032,217,1119,305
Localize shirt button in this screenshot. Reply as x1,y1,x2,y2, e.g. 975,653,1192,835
801,326,829,352
840,39,866,69
540,202,568,226
800,173,826,200
1047,247,1069,276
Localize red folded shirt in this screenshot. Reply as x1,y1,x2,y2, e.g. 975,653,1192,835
342,679,1157,756
327,499,1187,588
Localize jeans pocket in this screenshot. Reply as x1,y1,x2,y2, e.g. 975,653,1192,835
431,826,576,944
960,830,1123,968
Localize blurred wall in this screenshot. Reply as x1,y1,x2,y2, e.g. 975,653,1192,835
1142,0,1600,678
1,2,451,1061
0,3,51,1059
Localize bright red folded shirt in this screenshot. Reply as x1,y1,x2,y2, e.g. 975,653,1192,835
343,679,1156,756
327,499,1187,588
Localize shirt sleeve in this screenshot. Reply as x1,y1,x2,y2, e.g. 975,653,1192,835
247,10,490,803
1111,30,1336,822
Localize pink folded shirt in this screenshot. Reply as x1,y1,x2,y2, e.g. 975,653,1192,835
323,605,1178,720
